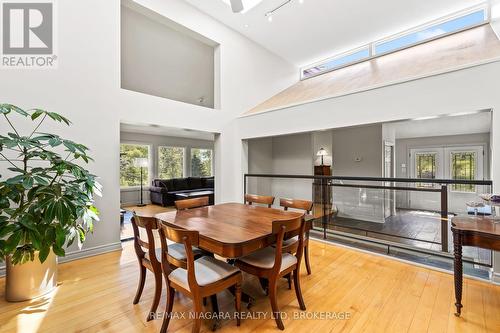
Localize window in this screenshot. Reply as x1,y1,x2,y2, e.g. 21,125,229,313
120,144,150,187
451,152,476,192
374,10,486,55
191,148,213,177
158,146,184,179
302,47,370,79
300,6,488,80
416,153,436,188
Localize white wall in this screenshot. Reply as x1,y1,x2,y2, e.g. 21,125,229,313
0,0,297,271
121,3,216,108
332,124,383,177
247,137,273,196
247,133,313,205
271,133,313,204
120,131,214,205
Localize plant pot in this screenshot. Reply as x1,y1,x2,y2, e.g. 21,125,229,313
5,250,58,302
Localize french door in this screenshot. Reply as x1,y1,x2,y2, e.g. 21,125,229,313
409,146,484,213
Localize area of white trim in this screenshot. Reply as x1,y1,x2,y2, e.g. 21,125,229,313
241,56,500,118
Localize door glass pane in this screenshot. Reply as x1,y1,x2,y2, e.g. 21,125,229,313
191,148,213,177
451,152,476,192
120,144,149,187
416,153,436,187
158,146,184,179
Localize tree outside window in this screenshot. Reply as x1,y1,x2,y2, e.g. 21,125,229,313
158,146,184,179
191,148,212,177
120,144,149,187
451,152,476,192
415,153,436,188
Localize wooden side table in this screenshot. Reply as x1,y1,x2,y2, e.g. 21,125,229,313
451,216,500,316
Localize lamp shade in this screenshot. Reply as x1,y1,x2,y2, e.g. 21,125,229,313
134,157,148,168
316,148,328,156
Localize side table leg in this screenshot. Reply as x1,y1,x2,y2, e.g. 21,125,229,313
453,233,463,317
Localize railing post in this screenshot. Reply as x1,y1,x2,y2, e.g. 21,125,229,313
322,178,327,239
441,184,448,252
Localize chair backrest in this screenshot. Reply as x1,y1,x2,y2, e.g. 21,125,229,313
280,198,313,214
158,223,200,291
131,213,159,265
175,196,209,210
271,215,305,272
244,194,275,208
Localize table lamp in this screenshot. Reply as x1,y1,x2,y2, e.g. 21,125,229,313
316,148,328,166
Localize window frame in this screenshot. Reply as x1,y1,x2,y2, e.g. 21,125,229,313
119,142,152,189
414,152,438,188
449,150,478,193
190,147,214,177
373,7,489,57
301,46,371,79
157,145,186,180
300,4,489,80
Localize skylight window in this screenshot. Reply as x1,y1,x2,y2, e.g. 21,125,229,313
301,6,489,80
302,48,370,79
374,9,487,55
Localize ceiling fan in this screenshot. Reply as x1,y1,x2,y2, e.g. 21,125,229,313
229,0,244,13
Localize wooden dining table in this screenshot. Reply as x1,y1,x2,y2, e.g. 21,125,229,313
155,202,307,329
155,202,305,259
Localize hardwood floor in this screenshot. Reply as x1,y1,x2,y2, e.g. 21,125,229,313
0,239,499,332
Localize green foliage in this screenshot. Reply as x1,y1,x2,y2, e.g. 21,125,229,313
191,148,212,177
158,146,183,179
0,104,102,265
120,144,149,187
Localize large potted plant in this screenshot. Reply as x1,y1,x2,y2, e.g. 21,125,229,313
0,104,102,301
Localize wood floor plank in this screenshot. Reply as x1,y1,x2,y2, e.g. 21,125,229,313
0,239,499,333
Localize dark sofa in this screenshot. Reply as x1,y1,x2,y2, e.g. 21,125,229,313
150,176,214,206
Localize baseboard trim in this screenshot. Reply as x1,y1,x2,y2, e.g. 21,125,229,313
0,242,123,277
121,200,152,207
60,242,123,264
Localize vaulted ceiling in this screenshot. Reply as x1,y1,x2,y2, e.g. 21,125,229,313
185,0,485,67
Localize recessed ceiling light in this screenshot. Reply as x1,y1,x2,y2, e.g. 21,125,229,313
267,14,273,22
244,24,249,28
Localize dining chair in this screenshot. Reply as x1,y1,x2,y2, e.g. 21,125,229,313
235,215,306,330
175,196,210,210
244,193,275,208
130,213,202,321
280,198,314,275
158,224,243,333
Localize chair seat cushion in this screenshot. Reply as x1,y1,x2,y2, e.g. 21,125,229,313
145,243,202,262
168,256,240,291
238,247,297,271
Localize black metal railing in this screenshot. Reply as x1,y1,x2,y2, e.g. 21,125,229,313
244,173,493,267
